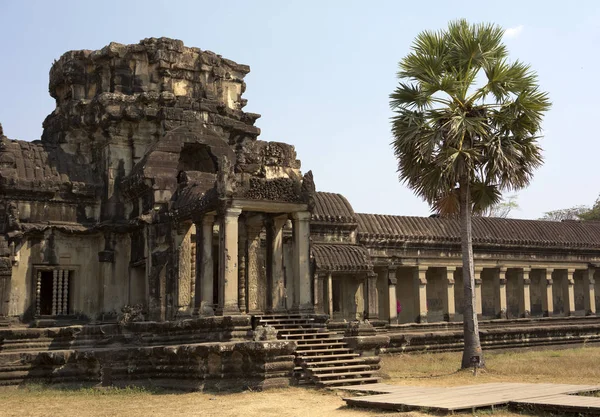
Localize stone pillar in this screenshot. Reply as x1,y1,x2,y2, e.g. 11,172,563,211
314,273,326,314
62,270,69,315
367,271,379,320
542,268,554,317
388,267,398,324
496,267,508,319
474,267,483,318
267,215,287,312
196,214,215,315
292,212,312,312
565,268,576,316
327,272,333,318
443,267,456,322
584,267,596,316
238,221,247,313
52,269,58,316
217,207,242,315
415,266,428,323
56,270,63,315
520,267,531,318
35,270,42,317
246,215,264,314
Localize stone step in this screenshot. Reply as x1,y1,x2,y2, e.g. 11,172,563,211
0,364,32,373
298,348,353,356
302,356,374,366
263,314,381,388
277,328,329,335
300,353,360,362
294,341,347,349
313,370,378,380
257,315,305,320
308,364,374,373
259,318,315,324
280,332,336,340
260,322,323,328
318,376,381,387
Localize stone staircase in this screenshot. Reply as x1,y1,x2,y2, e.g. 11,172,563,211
254,314,381,387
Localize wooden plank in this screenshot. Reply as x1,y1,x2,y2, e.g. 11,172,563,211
344,383,600,413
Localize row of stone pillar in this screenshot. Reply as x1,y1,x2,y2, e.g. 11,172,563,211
314,271,379,320
386,265,597,323
194,209,313,315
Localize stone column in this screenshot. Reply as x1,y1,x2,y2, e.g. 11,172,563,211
367,271,379,320
496,267,508,319
474,267,483,318
35,270,42,316
246,215,264,314
196,214,215,315
443,267,456,322
292,212,312,312
52,269,58,316
542,268,554,317
415,266,428,323
388,267,398,324
327,272,333,318
314,272,326,314
267,215,287,313
62,270,69,315
584,267,596,316
565,268,576,316
520,267,531,318
238,220,247,313
217,207,242,315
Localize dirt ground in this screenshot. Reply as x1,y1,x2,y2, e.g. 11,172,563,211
1,347,599,417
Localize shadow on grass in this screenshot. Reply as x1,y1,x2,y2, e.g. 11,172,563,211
11,380,273,396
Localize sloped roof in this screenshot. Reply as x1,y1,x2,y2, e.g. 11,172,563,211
0,137,97,197
311,243,372,273
312,192,356,223
356,214,600,249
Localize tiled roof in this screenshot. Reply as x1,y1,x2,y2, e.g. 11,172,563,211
311,243,372,273
0,138,98,196
312,192,356,223
356,214,600,249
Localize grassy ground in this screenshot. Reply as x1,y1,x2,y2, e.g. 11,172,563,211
1,347,599,417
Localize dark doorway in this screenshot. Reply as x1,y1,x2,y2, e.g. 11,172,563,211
39,271,54,315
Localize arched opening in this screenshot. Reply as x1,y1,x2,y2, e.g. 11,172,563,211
177,143,218,173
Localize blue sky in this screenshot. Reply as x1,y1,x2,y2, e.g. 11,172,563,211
1,1,599,219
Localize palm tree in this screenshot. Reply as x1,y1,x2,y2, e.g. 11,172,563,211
390,20,551,368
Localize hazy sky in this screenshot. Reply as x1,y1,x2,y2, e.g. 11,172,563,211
1,1,599,219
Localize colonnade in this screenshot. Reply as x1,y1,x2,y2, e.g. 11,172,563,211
194,208,313,315
385,265,597,323
314,271,379,320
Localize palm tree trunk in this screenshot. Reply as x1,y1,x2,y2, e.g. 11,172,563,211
459,180,485,369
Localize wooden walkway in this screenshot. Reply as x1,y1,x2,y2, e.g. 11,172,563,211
340,383,600,413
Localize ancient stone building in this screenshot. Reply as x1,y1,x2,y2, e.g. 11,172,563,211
0,38,314,323
0,37,598,328
311,192,600,323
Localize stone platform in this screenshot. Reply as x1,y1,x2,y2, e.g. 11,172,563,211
341,382,600,414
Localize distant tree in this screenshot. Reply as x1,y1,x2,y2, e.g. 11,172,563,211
579,197,600,220
480,194,519,218
540,205,589,221
390,20,550,369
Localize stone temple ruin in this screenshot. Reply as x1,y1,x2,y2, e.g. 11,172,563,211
0,38,599,389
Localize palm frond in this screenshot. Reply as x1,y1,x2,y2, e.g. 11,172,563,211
390,19,551,211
